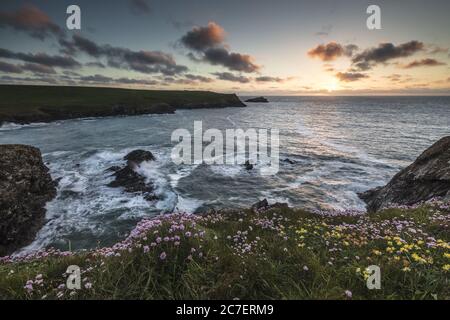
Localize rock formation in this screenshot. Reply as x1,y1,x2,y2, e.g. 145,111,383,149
245,97,269,103
359,136,450,212
0,145,57,256
107,150,158,201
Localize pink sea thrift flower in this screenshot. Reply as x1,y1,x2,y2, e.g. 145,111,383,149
345,290,353,299
160,252,167,260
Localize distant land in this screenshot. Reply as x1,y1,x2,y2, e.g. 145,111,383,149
0,85,246,125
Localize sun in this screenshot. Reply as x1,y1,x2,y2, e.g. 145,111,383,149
326,79,339,92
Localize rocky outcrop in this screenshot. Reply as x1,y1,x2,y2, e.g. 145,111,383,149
359,136,450,212
245,97,269,103
107,150,158,201
0,145,57,256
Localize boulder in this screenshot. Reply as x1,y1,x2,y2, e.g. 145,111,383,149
0,145,57,256
107,150,158,201
245,97,269,103
244,160,254,171
359,136,450,212
124,150,155,165
251,198,289,212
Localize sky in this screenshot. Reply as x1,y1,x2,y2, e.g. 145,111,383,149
0,0,449,95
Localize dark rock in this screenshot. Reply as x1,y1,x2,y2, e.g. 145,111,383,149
252,199,269,211
244,160,254,171
0,145,57,256
124,150,155,165
359,136,450,212
245,96,269,103
107,149,158,201
251,199,289,212
282,158,296,165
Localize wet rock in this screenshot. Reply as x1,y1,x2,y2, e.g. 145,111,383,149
124,150,155,165
359,136,450,212
251,198,289,212
107,150,158,201
252,199,269,211
282,158,296,165
0,145,57,256
245,97,269,103
244,160,254,171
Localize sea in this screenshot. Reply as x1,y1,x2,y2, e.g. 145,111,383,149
1,96,449,253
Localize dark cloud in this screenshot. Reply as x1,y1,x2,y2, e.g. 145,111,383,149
335,72,368,82
60,35,188,75
21,63,56,74
0,5,63,40
203,48,260,73
212,72,251,83
0,61,23,73
0,48,81,68
180,22,226,51
402,58,446,69
352,41,424,70
255,76,284,83
130,0,152,15
308,42,357,61
180,22,260,73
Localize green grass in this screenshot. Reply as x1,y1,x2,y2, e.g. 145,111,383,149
0,204,449,300
0,85,243,123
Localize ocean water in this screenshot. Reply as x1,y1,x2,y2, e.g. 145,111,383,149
1,96,449,253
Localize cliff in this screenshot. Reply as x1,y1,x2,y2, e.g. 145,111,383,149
0,145,57,256
359,136,450,212
0,85,246,125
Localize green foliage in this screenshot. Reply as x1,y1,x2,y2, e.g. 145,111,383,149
0,204,449,300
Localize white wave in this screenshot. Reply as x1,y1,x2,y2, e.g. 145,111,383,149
174,195,204,213
0,122,48,131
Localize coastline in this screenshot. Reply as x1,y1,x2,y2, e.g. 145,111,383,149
0,85,246,125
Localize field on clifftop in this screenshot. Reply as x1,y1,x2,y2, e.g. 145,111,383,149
0,201,449,300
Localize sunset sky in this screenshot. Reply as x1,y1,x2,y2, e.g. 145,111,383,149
0,0,449,95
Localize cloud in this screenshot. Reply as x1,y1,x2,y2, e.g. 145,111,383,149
21,63,56,74
79,74,159,86
180,22,260,73
0,48,81,68
212,72,251,83
129,0,152,15
85,62,106,68
0,61,23,73
402,58,446,69
352,41,424,70
60,35,188,75
203,48,260,73
308,42,358,61
255,76,285,83
0,5,63,40
180,22,226,51
184,74,214,83
335,72,368,82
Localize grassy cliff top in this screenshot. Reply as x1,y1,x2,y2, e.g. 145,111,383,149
0,85,244,123
1,202,449,300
